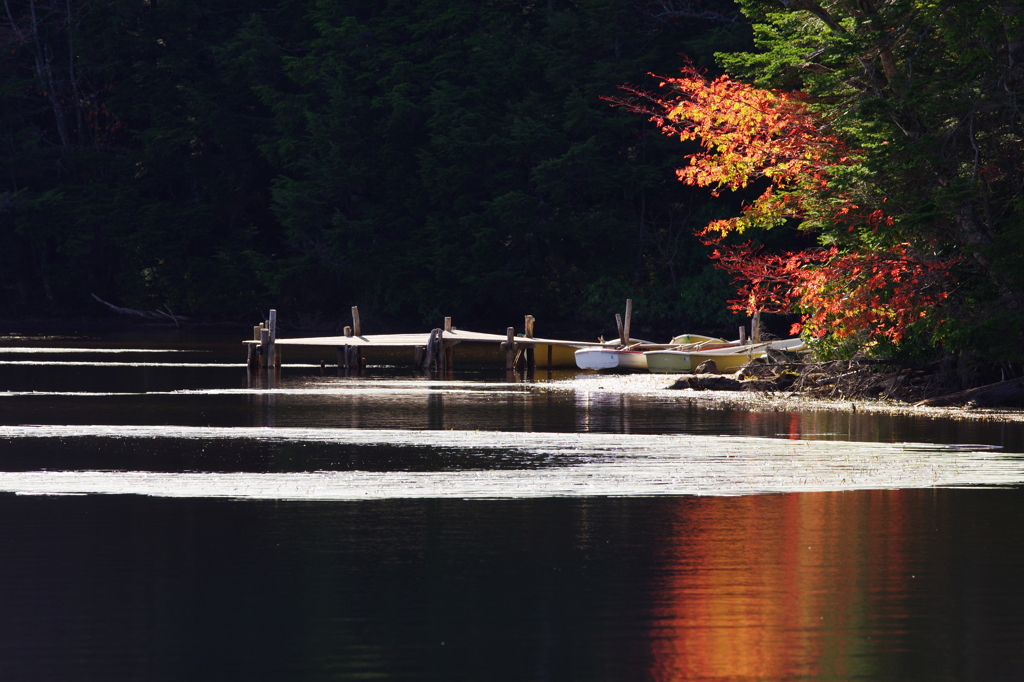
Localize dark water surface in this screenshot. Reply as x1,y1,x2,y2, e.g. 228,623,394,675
2,331,1023,680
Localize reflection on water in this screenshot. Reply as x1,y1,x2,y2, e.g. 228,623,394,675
1,331,1023,679
1,426,1021,498
647,491,1024,680
1,492,1022,680
1,330,1023,448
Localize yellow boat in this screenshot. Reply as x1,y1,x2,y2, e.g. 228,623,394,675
645,338,805,374
668,333,727,346
535,333,735,370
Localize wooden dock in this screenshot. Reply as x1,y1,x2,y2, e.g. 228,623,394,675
245,308,603,371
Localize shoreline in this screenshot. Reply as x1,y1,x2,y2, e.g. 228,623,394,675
548,373,1024,423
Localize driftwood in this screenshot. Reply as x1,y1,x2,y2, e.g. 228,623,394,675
671,375,743,391
91,293,189,325
913,376,1024,408
670,372,795,392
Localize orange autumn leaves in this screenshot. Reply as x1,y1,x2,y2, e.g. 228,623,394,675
711,244,950,345
611,67,950,346
651,67,845,236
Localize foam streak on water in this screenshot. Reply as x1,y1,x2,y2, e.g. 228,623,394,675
0,347,195,353
0,425,1020,499
0,362,247,368
0,386,521,397
1,362,288,368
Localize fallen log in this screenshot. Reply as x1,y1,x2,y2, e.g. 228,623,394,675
688,375,743,391
913,376,1024,408
669,374,792,392
91,293,189,325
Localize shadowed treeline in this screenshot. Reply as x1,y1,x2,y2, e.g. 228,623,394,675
0,0,750,334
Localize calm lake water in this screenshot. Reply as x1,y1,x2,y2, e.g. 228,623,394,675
2,330,1023,680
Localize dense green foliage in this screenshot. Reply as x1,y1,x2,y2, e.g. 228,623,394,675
709,0,1024,367
0,0,750,333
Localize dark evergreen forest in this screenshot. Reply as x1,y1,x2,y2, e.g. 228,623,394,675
0,0,751,334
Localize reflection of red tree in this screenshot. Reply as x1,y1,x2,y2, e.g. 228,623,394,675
649,492,909,679
788,412,801,440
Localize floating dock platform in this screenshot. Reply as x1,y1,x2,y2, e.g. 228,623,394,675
245,308,603,371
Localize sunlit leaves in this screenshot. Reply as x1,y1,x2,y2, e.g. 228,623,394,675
610,66,859,237
610,65,955,347
711,242,952,345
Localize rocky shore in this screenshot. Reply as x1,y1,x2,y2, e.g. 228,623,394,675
550,373,1024,423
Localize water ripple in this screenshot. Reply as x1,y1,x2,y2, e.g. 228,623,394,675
0,425,1020,499
0,347,196,353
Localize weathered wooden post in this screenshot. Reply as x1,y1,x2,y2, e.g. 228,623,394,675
505,326,516,371
623,299,633,346
271,310,280,366
616,314,625,347
524,314,536,371
350,306,363,368
338,325,353,370
423,329,437,370
259,327,270,368
427,329,438,370
259,310,277,368
443,317,454,370
248,324,261,366
751,310,761,343
739,326,747,345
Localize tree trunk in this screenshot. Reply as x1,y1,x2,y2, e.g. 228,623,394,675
29,0,70,148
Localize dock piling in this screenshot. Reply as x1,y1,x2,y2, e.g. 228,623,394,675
524,315,536,371
350,307,364,367
258,310,278,368
623,299,632,346
423,329,436,370
341,321,362,371
505,327,515,370
443,317,454,370
259,327,270,368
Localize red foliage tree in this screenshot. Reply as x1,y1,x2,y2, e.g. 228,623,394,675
711,243,950,345
607,67,953,347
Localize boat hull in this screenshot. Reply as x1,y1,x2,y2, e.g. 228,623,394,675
575,348,648,371
645,339,805,374
644,349,755,374
668,333,727,346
